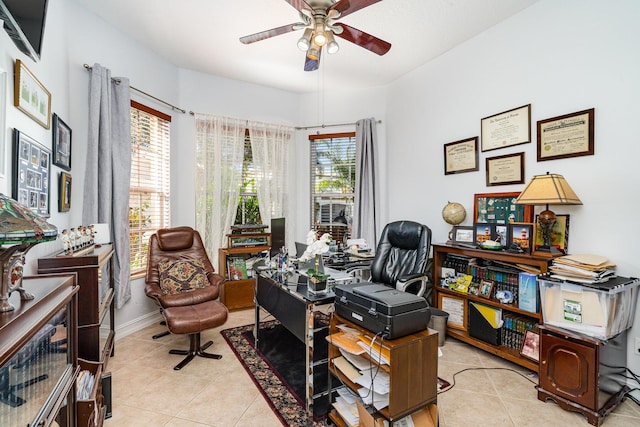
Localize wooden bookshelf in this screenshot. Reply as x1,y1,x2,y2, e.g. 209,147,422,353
218,245,269,310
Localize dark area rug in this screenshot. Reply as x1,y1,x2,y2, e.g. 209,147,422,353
221,318,329,427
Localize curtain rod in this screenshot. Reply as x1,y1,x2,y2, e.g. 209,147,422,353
294,120,382,131
83,64,186,114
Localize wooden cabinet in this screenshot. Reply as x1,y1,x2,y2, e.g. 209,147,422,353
37,244,115,425
432,243,555,372
537,325,629,426
218,245,269,311
327,313,438,425
0,274,79,426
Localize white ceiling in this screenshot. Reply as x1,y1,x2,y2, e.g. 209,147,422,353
73,0,538,94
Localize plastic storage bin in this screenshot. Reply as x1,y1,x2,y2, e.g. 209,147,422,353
539,275,640,340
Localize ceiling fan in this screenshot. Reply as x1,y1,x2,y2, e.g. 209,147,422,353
239,0,391,71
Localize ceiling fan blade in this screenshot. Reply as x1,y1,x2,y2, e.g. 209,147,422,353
333,23,391,55
304,47,321,72
239,23,301,44
328,0,382,19
283,0,314,14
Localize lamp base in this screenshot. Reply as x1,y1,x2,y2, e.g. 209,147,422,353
535,245,561,255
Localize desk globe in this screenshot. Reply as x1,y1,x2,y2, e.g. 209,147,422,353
442,202,466,241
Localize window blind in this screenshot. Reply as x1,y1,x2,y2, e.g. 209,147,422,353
129,101,171,275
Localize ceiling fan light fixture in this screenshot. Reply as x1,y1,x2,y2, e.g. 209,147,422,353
297,28,313,51
306,43,320,61
325,31,339,54
313,21,326,46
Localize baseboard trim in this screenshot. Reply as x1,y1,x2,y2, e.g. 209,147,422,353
111,311,163,340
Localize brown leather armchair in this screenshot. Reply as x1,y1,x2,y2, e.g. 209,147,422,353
145,226,228,370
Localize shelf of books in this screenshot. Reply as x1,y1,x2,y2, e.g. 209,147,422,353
218,245,270,311
432,243,558,373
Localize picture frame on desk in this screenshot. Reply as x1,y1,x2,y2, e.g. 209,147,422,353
438,294,467,331
451,225,474,245
507,223,533,254
520,330,540,362
534,214,569,254
474,222,496,246
478,280,494,299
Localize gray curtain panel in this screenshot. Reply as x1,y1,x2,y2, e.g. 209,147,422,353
83,63,132,308
353,118,379,248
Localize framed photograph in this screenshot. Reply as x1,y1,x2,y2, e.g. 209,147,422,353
52,114,72,170
485,152,525,186
444,137,479,175
481,104,531,152
14,59,51,129
537,108,594,162
534,214,570,253
520,330,540,362
59,172,71,212
12,129,50,217
438,294,467,331
474,192,534,224
478,279,494,299
452,225,474,245
495,224,508,246
507,223,533,254
474,223,496,246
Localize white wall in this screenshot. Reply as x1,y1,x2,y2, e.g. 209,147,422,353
386,0,640,390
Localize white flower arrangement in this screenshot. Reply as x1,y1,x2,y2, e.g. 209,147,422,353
299,230,332,262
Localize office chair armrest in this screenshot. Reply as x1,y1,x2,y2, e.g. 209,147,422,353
396,274,429,298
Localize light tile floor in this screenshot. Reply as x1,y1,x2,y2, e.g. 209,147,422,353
104,308,640,426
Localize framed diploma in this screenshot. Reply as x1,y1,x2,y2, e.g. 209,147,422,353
444,137,479,175
537,108,594,161
438,294,467,331
481,104,531,152
485,152,525,186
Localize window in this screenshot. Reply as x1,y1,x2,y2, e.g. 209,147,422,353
310,132,356,243
235,130,261,224
129,101,171,276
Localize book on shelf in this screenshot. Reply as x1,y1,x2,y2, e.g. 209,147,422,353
227,257,249,280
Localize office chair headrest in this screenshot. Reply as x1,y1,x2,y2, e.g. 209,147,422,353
156,226,195,251
386,221,427,250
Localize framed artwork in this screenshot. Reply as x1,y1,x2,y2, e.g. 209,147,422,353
520,330,540,362
0,67,6,178
59,172,71,212
473,223,496,246
474,192,534,224
495,224,508,246
534,214,570,253
438,294,467,331
478,280,494,299
451,225,474,245
12,129,51,217
52,114,72,170
14,59,51,129
481,104,531,152
485,152,525,186
507,223,533,254
537,108,595,162
444,136,479,175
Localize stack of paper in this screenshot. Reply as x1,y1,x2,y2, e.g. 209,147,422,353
332,388,360,427
356,369,390,410
550,254,616,284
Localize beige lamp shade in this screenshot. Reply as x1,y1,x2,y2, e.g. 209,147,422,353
515,173,582,206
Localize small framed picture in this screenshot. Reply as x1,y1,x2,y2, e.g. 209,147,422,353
507,223,533,254
478,280,494,299
534,214,570,254
452,225,474,245
520,330,540,362
59,172,71,212
52,113,72,170
474,223,496,246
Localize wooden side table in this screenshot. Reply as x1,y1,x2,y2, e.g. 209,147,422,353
537,325,630,426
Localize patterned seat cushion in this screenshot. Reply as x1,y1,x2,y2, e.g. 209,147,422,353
158,259,209,295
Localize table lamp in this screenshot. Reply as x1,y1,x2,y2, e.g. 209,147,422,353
0,193,58,312
515,172,582,254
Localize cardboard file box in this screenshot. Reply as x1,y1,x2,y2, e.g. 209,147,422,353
468,302,501,346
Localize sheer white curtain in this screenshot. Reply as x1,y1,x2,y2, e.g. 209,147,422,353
353,118,380,248
248,122,295,253
194,114,245,267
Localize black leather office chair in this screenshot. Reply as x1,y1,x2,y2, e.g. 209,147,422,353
349,220,433,303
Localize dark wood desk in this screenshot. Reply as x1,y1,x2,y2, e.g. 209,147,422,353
254,270,335,419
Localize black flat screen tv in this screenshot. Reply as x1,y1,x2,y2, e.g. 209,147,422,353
0,0,49,61
270,217,285,257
